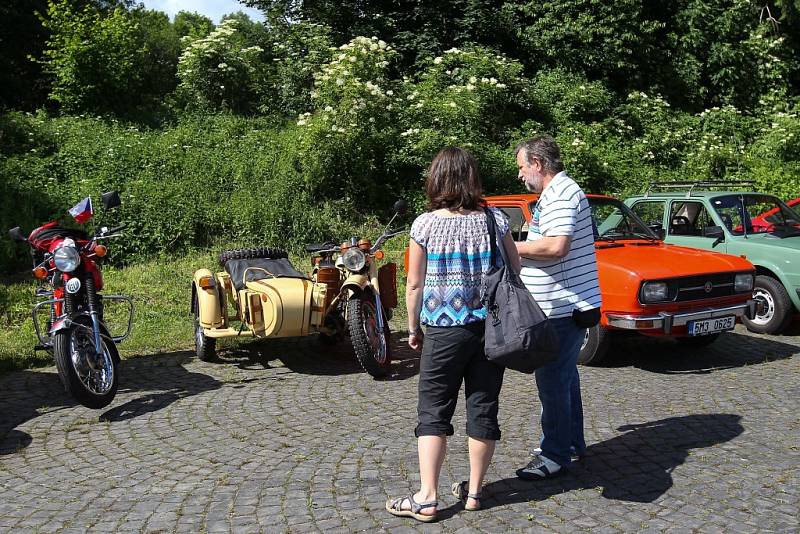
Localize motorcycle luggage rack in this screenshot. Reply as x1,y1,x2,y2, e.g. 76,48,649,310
31,295,134,347
643,180,756,198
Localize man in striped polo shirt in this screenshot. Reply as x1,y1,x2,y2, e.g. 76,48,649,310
512,135,602,480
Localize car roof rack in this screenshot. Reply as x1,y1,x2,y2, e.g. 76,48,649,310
643,180,756,198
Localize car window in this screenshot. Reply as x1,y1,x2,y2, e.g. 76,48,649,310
711,194,800,235
668,201,715,237
631,201,665,225
495,206,529,241
591,198,655,240
631,201,666,236
711,196,745,234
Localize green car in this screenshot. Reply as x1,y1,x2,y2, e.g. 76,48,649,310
625,181,800,334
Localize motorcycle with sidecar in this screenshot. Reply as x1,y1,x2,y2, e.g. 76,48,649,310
191,200,407,377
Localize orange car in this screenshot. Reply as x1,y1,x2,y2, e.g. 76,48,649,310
481,193,758,364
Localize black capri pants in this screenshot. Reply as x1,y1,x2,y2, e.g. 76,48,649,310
415,321,505,440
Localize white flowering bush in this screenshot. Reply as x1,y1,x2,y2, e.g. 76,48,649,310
264,22,334,117
291,36,401,208
747,103,800,198
177,19,266,112
394,47,525,159
388,46,529,194
310,36,397,110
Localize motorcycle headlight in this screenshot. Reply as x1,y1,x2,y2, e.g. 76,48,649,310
734,273,754,292
54,245,81,272
342,248,366,272
640,281,669,303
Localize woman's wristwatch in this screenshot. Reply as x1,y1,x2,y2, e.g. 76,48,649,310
409,326,423,336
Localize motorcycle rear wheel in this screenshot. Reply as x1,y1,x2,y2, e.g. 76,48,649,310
54,323,119,409
347,292,391,378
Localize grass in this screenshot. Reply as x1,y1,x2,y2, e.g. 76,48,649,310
0,248,409,374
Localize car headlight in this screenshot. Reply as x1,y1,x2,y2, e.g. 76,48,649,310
640,281,669,303
734,273,754,292
342,248,366,272
54,245,81,272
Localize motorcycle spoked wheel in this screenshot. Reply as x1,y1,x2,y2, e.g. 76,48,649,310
53,320,119,409
347,292,391,378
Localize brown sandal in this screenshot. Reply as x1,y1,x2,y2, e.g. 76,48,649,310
451,480,481,511
385,494,438,522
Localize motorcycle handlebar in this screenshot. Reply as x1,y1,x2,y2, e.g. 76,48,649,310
370,229,407,254
107,223,127,234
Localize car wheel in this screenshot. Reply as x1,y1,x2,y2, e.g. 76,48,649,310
676,333,720,347
743,275,792,334
219,247,287,266
578,325,610,365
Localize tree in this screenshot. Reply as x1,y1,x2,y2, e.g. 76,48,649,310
174,10,214,40
37,1,182,117
130,7,181,113
244,0,513,65
0,0,50,110
38,1,143,114
176,18,267,113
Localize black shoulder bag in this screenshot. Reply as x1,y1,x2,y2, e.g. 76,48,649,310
481,209,560,373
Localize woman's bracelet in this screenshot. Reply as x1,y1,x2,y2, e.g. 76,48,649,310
408,326,422,336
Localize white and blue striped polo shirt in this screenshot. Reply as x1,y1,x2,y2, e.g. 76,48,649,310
520,172,601,319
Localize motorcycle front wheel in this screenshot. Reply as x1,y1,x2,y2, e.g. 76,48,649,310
54,322,119,409
347,292,391,378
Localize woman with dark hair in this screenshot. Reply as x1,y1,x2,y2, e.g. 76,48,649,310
385,147,521,522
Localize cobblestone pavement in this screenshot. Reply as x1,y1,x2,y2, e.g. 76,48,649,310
1,324,798,533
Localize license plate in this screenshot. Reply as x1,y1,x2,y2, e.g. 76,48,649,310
687,315,735,336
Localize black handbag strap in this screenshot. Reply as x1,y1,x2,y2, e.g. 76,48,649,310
484,207,508,268
485,207,498,268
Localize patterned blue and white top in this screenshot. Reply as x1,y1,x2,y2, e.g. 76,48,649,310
410,208,509,327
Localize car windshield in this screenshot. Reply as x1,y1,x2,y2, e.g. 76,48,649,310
711,194,800,236
530,196,657,241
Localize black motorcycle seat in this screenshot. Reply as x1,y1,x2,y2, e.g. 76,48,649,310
224,258,310,291
305,242,336,253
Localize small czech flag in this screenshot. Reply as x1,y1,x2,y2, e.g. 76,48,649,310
68,197,93,224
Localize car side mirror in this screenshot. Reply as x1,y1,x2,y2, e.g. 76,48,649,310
101,191,121,210
647,222,664,240
393,199,408,215
9,227,27,243
704,225,725,247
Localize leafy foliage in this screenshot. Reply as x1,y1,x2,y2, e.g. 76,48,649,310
3,0,800,277
36,1,180,117
244,0,512,64
38,1,141,113
0,0,49,111
173,10,214,40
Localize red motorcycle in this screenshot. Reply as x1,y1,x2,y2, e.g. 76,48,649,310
9,191,133,408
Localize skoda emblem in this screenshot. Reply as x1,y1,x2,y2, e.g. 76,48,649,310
65,278,82,294
703,281,713,293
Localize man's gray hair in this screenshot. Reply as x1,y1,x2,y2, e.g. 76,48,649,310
514,135,564,175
